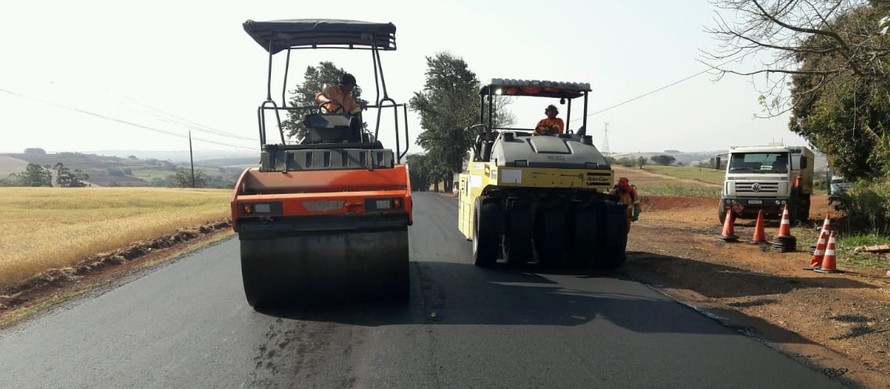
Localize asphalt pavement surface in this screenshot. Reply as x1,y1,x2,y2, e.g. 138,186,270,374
0,192,846,388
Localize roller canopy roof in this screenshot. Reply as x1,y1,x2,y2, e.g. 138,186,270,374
480,78,591,99
243,19,397,53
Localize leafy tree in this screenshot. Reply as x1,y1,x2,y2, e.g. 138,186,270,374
705,0,890,181
12,163,52,187
53,163,89,187
650,155,676,166
23,148,46,155
170,169,208,188
406,153,432,191
410,53,482,193
282,61,368,141
789,5,890,180
616,157,636,167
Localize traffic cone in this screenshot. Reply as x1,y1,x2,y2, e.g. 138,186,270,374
750,209,767,244
810,214,831,251
770,205,797,252
776,205,792,238
818,214,831,238
803,230,828,270
720,209,739,242
815,231,840,273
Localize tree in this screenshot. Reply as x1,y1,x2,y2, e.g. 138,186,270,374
705,0,890,181
12,163,52,187
410,53,482,193
650,155,676,166
170,169,208,188
23,148,46,155
53,163,89,187
406,153,433,191
282,62,368,141
789,5,890,180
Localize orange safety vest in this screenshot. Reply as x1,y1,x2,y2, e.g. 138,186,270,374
316,85,360,114
535,118,564,135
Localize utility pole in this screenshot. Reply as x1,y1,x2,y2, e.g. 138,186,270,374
602,122,611,156
189,130,196,188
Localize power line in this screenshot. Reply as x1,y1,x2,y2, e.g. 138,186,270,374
0,88,255,150
572,61,731,123
37,79,256,141
106,89,257,141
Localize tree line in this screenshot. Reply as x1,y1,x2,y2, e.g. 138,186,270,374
3,163,90,187
1,160,229,189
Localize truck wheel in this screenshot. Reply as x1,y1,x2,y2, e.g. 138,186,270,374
473,198,499,267
535,207,566,267
592,202,627,270
566,205,597,269
797,195,811,223
504,205,533,265
717,203,727,226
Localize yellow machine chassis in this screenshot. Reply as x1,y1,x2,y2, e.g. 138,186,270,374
458,162,613,239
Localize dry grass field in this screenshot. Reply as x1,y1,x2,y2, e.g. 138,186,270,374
0,187,230,287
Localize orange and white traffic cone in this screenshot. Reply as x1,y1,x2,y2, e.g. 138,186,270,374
776,205,792,238
770,205,797,252
750,209,767,244
804,230,828,270
818,214,831,238
810,214,831,251
815,231,840,274
720,209,739,242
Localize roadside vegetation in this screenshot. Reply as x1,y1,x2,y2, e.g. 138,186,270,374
0,187,229,288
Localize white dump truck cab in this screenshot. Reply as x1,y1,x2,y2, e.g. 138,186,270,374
719,145,814,224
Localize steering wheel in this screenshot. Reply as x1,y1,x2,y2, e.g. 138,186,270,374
319,102,346,113
535,125,556,136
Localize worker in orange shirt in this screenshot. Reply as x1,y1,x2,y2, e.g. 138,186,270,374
534,105,564,136
315,73,363,115
608,177,642,232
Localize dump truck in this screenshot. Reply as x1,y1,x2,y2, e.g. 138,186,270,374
231,19,413,307
458,79,628,269
718,144,814,224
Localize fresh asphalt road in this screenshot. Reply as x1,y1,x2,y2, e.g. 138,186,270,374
0,192,845,389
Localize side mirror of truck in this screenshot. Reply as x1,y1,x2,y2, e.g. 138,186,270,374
800,156,808,169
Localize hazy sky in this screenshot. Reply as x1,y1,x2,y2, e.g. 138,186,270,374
0,0,810,155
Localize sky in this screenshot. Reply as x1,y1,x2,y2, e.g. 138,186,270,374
0,0,811,156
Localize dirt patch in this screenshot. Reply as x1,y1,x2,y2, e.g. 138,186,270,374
0,220,233,322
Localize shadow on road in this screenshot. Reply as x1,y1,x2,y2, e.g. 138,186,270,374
622,251,876,299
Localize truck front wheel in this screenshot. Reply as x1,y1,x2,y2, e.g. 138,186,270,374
717,203,728,225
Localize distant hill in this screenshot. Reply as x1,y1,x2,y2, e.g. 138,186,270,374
0,152,246,188
86,150,257,163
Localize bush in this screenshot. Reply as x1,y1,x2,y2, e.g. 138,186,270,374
829,179,890,235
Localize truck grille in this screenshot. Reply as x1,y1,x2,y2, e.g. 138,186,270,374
734,182,779,194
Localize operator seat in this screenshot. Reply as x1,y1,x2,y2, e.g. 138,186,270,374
303,113,362,144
